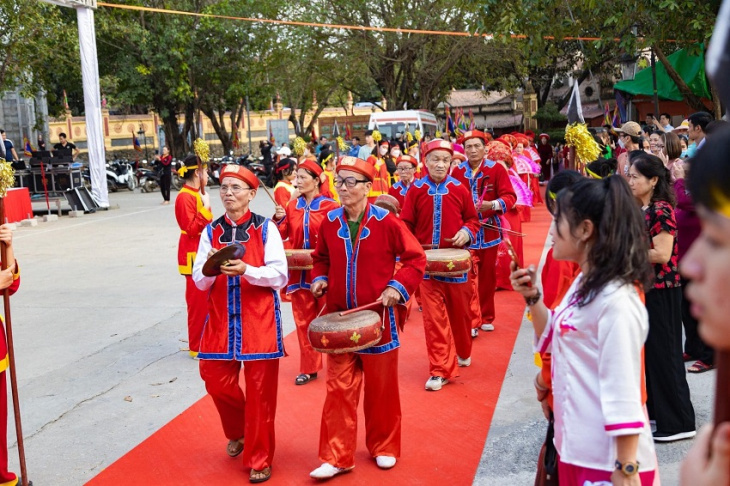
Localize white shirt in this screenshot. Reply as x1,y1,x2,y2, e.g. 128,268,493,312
192,219,288,291
535,275,656,471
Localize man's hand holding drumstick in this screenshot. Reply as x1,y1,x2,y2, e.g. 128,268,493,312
311,279,328,298
445,228,471,248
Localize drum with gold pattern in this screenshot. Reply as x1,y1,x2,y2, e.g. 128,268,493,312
285,249,314,271
424,248,472,277
308,310,382,354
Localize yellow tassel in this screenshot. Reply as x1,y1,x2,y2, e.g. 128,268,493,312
414,129,422,141
372,130,382,143
337,136,347,151
564,123,601,166
193,138,210,163
0,162,14,197
292,136,307,157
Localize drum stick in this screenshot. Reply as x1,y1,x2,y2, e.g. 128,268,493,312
421,244,437,249
259,183,277,205
339,299,383,316
481,222,526,238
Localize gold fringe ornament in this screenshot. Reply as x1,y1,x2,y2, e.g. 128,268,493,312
292,136,307,157
0,162,14,197
564,123,601,166
414,129,421,141
337,136,347,152
406,132,413,143
372,130,382,143
193,138,210,166
435,130,442,139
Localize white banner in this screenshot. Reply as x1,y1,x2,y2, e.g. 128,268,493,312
76,7,109,207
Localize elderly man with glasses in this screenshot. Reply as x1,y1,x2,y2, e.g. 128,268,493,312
192,164,288,484
387,154,418,208
309,156,425,479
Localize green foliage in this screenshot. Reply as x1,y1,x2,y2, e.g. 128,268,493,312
0,1,79,116
534,102,567,126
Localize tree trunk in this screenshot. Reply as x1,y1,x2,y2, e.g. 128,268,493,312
709,81,723,120
201,106,232,155
654,45,710,113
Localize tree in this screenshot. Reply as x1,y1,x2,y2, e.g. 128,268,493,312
0,1,78,117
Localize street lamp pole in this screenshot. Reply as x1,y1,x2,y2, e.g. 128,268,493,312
137,127,149,162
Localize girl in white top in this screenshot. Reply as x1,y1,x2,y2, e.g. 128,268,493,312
512,176,658,485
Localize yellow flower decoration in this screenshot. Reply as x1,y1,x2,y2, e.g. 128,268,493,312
292,136,307,157
414,129,421,141
0,162,14,198
435,130,442,138
193,138,210,163
337,136,347,151
565,123,601,165
372,130,382,143
406,132,413,143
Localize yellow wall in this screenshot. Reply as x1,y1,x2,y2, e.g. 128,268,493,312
47,105,379,155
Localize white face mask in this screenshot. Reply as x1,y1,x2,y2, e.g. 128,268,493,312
392,150,401,157
618,138,626,148
379,147,388,155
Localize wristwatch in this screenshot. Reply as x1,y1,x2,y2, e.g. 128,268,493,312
615,460,640,476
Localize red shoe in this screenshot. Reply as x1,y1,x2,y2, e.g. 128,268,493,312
687,360,714,374
682,353,693,362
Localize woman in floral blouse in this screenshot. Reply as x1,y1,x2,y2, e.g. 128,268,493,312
628,151,696,443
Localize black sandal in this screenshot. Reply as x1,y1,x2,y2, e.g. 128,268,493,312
295,373,317,385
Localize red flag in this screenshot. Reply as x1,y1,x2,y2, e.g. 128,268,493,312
345,123,352,140
132,131,142,152
311,125,318,142
232,130,239,149
269,125,275,144
23,137,33,157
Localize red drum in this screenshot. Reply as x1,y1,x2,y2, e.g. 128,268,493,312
424,248,472,277
285,249,314,270
373,194,400,215
308,310,382,354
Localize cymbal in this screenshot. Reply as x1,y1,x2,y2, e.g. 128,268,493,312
202,243,246,276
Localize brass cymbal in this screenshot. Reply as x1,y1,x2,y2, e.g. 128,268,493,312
202,243,246,276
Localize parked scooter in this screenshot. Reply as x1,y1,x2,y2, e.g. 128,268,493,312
106,158,136,192
136,165,160,193
238,154,268,186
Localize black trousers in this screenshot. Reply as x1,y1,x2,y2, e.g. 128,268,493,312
645,286,696,434
680,277,714,364
160,171,171,202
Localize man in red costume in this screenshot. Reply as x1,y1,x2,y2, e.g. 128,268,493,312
175,154,212,358
192,164,288,484
0,224,20,486
451,131,516,333
387,154,418,208
309,156,425,479
273,159,339,385
400,139,481,391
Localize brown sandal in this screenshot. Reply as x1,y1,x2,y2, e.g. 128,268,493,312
249,466,271,483
227,438,244,457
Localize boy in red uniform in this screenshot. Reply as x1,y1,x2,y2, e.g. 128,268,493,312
309,156,425,479
174,155,212,358
0,224,20,486
400,140,481,391
387,154,418,208
451,131,516,332
192,165,288,484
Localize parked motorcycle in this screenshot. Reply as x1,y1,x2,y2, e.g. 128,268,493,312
137,165,160,193
238,154,268,186
106,159,136,192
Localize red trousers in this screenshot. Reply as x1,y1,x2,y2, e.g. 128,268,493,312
319,350,401,468
290,290,324,375
184,275,208,352
473,246,499,324
468,253,481,331
199,359,279,471
421,278,473,378
0,370,15,485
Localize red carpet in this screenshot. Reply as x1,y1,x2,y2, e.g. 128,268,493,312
87,205,552,485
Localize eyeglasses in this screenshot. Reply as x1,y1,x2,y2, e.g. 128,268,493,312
220,185,252,194
333,177,369,188
396,166,415,172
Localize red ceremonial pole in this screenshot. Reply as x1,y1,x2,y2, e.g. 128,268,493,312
713,350,730,478
0,197,30,486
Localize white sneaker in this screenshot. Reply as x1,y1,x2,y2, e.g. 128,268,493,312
457,356,471,367
470,328,479,338
309,463,354,479
425,376,448,391
375,456,396,469
480,323,495,332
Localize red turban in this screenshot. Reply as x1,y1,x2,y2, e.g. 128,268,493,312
220,164,259,189
422,139,454,158
336,155,376,181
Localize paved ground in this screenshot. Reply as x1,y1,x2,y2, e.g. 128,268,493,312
4,187,715,485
